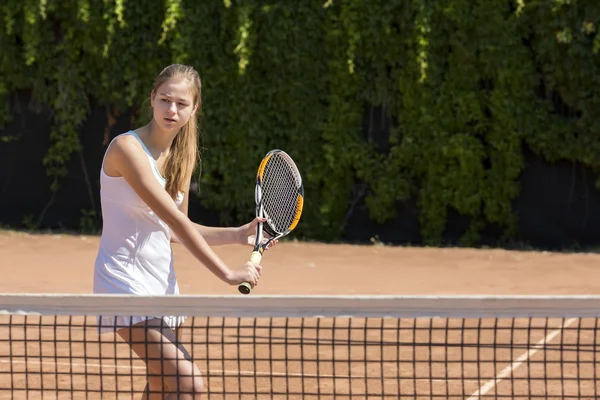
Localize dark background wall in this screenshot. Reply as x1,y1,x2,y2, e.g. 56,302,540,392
3,2,600,251
2,89,600,251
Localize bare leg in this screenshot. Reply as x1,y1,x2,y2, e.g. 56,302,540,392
118,318,204,399
140,376,164,400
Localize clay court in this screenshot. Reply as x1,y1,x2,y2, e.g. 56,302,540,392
2,230,600,399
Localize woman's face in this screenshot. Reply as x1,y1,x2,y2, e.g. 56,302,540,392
151,78,197,132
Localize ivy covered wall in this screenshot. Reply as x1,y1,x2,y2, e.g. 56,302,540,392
2,1,600,248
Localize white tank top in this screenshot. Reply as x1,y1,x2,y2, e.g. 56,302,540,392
93,131,184,298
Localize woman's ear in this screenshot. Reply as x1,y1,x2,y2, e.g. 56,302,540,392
150,90,156,107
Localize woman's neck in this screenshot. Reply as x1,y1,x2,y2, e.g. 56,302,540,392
139,120,177,154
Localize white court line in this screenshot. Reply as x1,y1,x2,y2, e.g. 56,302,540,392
0,359,145,370
0,358,479,382
467,317,577,399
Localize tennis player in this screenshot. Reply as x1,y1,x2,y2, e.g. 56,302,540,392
93,64,268,399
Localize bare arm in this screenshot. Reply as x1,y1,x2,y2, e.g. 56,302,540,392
104,135,258,286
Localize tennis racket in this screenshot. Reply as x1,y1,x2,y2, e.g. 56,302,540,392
238,149,304,295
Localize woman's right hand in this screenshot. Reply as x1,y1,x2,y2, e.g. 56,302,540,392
227,261,262,287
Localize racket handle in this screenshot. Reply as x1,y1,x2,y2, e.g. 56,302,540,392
238,251,263,295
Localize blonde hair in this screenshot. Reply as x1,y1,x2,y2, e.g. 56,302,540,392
151,64,202,199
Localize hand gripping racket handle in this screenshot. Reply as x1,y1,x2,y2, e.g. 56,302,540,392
238,250,262,295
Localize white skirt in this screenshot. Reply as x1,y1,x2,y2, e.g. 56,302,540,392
96,315,186,335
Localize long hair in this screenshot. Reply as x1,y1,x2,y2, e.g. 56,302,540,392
151,64,202,199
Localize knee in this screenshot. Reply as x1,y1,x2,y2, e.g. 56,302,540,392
165,376,204,400
179,375,204,398
145,375,167,398
168,367,204,399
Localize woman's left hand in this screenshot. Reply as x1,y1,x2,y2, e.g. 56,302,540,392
237,217,278,249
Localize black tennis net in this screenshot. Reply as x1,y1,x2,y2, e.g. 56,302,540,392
0,294,599,399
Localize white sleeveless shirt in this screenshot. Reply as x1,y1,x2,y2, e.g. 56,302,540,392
93,131,185,333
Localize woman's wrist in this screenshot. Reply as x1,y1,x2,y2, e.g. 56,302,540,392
232,226,246,246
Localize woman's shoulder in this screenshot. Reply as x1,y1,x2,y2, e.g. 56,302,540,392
110,130,138,144
107,131,146,156
102,130,150,176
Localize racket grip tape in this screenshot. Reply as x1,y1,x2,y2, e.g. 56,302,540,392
238,251,263,295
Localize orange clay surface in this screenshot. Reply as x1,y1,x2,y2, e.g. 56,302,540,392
2,230,600,399
1,229,599,295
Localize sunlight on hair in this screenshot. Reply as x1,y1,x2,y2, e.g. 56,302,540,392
151,64,202,199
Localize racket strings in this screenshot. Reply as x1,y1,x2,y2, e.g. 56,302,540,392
261,154,302,234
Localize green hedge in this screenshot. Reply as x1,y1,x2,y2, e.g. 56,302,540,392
1,0,600,245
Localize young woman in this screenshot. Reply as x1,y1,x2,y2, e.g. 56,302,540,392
93,64,267,399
